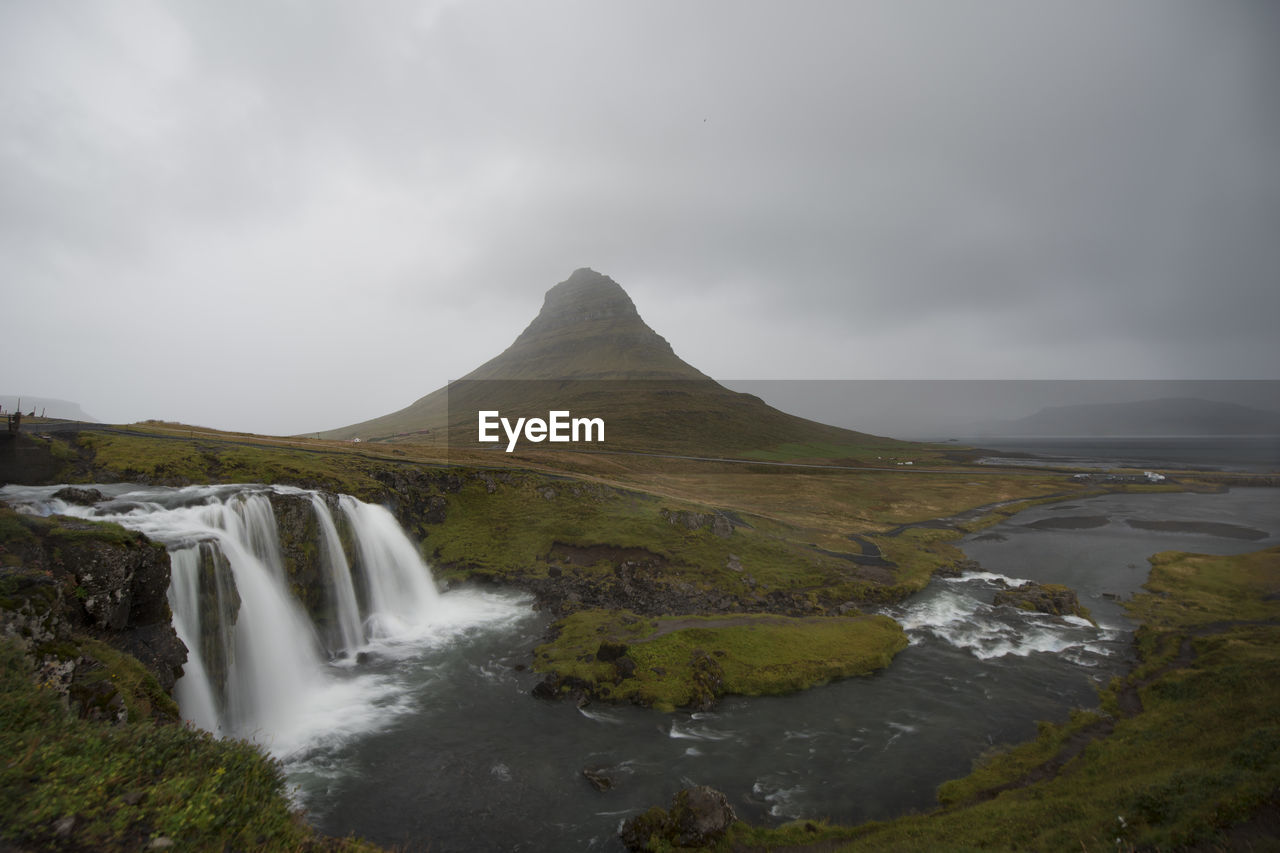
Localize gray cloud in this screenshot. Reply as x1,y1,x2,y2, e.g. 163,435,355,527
1,0,1277,434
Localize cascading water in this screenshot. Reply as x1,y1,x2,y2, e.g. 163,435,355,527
337,495,441,640
0,483,532,761
312,494,364,654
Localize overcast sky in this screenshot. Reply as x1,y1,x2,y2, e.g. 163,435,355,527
3,1,1278,435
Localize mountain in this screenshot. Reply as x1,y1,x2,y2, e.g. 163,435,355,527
0,396,98,422
975,397,1280,437
321,268,895,456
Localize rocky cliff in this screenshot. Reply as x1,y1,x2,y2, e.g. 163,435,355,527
0,501,186,721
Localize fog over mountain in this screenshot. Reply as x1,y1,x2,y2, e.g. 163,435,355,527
0,396,98,422
2,2,1277,435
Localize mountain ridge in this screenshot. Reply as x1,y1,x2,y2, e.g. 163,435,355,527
318,269,893,456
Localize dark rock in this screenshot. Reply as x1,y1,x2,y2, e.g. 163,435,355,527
619,786,736,851
614,656,636,680
531,674,561,700
659,508,735,537
268,492,324,622
596,641,629,662
424,495,448,524
670,786,736,846
582,765,615,792
119,622,188,693
53,486,106,506
994,582,1095,624
689,649,724,711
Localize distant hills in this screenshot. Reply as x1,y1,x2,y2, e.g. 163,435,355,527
320,268,899,456
0,396,97,422
973,397,1280,437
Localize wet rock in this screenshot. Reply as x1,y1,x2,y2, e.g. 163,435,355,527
53,486,106,506
619,785,736,851
582,765,615,792
994,582,1095,624
530,675,559,700
118,622,188,693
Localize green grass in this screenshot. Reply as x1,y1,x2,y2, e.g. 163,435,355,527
533,611,908,711
0,504,143,549
740,439,932,465
0,640,380,852
428,471,879,598
75,432,388,496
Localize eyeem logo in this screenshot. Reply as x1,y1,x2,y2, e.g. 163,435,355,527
478,410,605,452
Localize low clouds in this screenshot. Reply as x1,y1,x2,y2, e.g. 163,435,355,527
2,1,1277,434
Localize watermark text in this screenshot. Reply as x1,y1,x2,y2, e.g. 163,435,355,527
478,410,605,452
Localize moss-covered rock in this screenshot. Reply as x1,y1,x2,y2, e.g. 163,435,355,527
0,507,186,713
619,785,736,851
994,582,1095,624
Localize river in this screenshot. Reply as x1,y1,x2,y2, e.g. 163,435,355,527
303,488,1280,850
2,483,1276,851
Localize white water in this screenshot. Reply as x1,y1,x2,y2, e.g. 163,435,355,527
890,572,1119,661
0,483,532,761
312,494,365,654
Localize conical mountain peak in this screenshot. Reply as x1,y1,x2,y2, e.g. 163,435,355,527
326,268,887,450
522,268,640,335
510,268,641,346
467,269,705,381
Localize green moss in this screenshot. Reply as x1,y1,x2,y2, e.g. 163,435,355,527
74,637,180,723
534,611,908,710
0,639,380,852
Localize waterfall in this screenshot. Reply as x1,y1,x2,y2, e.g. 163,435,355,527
168,546,220,733
312,494,365,654
1,483,467,756
339,495,441,640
